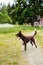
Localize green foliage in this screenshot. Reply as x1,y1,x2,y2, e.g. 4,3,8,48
1,5,8,14
0,0,43,25
7,3,11,15
0,12,12,23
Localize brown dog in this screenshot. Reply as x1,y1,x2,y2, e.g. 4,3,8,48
16,31,37,51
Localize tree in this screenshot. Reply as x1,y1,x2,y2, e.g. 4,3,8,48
1,5,8,14
13,0,27,24
27,0,42,26
7,3,11,15
0,0,42,25
0,12,12,23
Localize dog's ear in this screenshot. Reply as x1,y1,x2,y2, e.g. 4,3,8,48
35,31,37,34
19,31,21,33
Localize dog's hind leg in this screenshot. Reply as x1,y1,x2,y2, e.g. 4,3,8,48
32,39,37,48
30,41,33,46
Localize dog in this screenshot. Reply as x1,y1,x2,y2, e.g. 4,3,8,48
16,31,37,51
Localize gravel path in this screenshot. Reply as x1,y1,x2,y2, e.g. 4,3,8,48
22,43,43,65
0,23,14,28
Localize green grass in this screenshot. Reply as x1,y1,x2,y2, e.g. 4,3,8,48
0,33,29,65
0,25,43,65
0,25,43,34
36,30,43,48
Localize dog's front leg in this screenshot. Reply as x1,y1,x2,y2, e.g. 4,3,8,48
22,43,25,45
22,43,27,51
24,43,27,51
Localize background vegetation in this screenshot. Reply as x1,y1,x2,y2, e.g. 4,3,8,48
0,0,43,26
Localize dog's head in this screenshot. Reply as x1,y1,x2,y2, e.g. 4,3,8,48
16,31,21,37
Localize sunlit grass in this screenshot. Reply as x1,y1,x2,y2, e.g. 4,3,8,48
0,33,29,65
36,30,43,48
0,25,43,34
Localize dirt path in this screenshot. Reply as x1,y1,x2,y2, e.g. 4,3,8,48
22,31,43,65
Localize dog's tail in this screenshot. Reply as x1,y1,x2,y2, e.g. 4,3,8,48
33,31,37,37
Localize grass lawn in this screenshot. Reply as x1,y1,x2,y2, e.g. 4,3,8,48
0,25,43,65
36,30,43,48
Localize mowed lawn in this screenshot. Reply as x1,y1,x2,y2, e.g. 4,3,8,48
0,25,43,65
